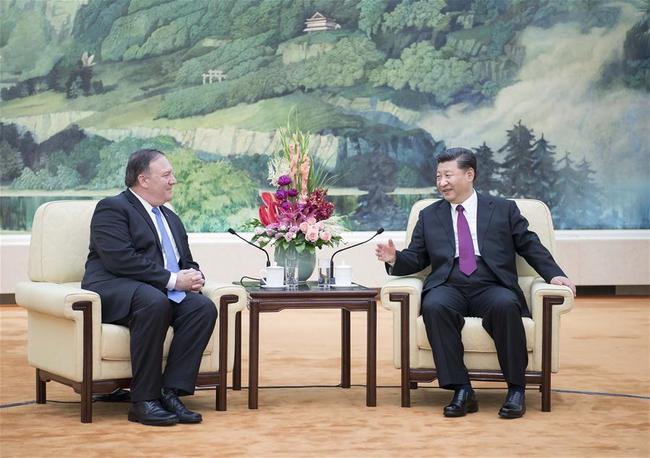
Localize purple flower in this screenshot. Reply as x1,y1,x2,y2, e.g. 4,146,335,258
278,175,292,186
280,201,291,210
287,188,298,197
275,189,287,200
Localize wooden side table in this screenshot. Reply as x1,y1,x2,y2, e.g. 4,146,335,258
244,282,378,409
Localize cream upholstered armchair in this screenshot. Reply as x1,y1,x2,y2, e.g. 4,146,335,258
381,198,574,411
15,200,247,423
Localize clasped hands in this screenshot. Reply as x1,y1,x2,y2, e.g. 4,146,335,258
175,268,204,293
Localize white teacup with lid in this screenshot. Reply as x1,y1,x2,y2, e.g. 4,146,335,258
334,263,352,287
260,262,284,287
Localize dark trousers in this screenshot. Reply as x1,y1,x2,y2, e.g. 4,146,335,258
421,258,527,389
112,284,217,402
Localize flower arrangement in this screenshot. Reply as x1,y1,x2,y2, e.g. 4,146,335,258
248,116,342,255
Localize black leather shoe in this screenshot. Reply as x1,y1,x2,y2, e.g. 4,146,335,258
161,388,202,424
128,400,178,426
94,388,131,403
443,387,479,417
499,390,526,419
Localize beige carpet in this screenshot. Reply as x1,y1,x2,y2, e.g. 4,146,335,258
1,297,649,457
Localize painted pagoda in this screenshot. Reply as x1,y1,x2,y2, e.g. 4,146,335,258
303,12,341,33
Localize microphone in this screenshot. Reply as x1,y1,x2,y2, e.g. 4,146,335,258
330,228,384,281
227,228,271,267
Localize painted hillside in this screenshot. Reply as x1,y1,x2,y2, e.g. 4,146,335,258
1,0,648,232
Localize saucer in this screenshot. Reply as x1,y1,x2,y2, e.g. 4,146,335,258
260,284,286,289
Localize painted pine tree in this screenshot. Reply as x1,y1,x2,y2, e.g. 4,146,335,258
530,133,558,206
552,153,584,228
498,120,537,198
551,154,603,229
575,157,603,228
473,141,502,196
498,121,556,207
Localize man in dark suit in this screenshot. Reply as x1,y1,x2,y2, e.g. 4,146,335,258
82,149,217,426
375,147,575,419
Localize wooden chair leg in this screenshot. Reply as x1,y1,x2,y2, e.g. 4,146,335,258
36,369,46,404
81,379,92,423
541,378,551,412
540,297,561,412
216,295,237,411
233,311,242,391
72,300,94,423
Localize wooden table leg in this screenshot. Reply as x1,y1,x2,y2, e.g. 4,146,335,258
341,309,351,388
367,300,377,407
248,302,259,409
398,294,411,407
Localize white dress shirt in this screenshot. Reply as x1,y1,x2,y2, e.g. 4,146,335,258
129,189,179,290
450,190,481,258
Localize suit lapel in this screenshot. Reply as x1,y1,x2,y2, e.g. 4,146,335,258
477,193,495,251
123,190,161,251
433,199,455,252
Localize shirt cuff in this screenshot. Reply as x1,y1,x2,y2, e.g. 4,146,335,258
166,272,177,291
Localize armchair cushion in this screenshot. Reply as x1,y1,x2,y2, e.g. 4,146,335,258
416,316,535,352
28,200,96,283
101,325,178,361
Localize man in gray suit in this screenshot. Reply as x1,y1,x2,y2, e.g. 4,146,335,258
82,149,216,426
376,147,575,419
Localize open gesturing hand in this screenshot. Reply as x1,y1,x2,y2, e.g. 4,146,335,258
375,239,397,264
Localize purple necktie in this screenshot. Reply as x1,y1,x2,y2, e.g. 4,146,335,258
456,205,477,276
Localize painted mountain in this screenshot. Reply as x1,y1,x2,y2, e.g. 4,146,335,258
1,0,648,232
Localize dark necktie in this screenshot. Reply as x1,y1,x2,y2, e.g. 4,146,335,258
152,207,186,303
456,205,477,276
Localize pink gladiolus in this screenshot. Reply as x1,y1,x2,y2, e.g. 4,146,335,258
289,144,299,184
300,156,310,199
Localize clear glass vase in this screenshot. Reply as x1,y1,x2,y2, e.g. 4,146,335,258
274,244,317,282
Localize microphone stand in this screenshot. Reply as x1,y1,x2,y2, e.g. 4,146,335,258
330,228,384,282
227,228,271,267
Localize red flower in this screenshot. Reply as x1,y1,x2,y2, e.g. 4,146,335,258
258,192,279,225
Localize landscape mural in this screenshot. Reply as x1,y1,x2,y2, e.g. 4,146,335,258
1,0,649,233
